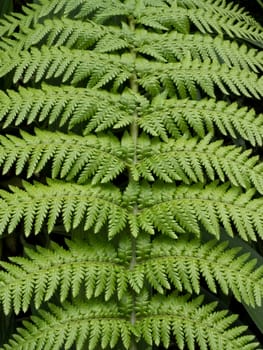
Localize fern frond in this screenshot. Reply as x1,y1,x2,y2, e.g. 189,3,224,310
1,86,263,146
136,5,263,44
0,240,128,314
2,293,258,350
3,131,263,192
136,294,258,349
0,3,43,38
137,58,263,98
3,19,263,73
139,237,263,306
1,0,262,45
0,46,132,87
132,182,263,240
0,0,262,348
179,0,257,25
0,0,89,39
68,0,263,45
0,180,126,238
0,129,126,184
0,18,110,52
139,97,263,146
178,0,261,37
4,179,263,241
0,85,140,133
1,236,263,317
2,300,133,350
138,32,263,72
0,0,100,39
0,0,129,42
135,134,263,193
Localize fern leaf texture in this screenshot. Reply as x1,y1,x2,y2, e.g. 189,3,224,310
0,0,263,349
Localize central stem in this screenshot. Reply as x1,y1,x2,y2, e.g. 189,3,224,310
129,15,139,350
129,74,139,350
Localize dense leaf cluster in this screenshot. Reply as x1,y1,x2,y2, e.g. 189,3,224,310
0,0,263,349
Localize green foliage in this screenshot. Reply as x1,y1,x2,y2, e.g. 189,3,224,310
2,294,258,350
2,129,263,191
1,237,263,316
0,0,263,349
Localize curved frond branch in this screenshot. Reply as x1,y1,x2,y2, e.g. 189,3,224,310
1,45,262,99
136,294,258,349
72,0,263,45
1,293,258,350
0,3,44,38
135,134,263,193
2,19,263,74
2,87,262,146
178,0,258,26
2,301,134,350
0,18,112,52
0,179,127,238
0,240,129,314
0,0,120,39
0,46,132,87
0,129,127,184
137,58,263,98
2,236,263,316
139,98,263,146
137,5,263,44
0,85,140,133
138,31,263,72
1,0,262,45
131,182,263,240
138,237,263,306
0,0,105,39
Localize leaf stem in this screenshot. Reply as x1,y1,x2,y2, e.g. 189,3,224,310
129,14,139,350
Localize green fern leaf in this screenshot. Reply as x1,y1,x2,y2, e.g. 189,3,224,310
2,301,133,350
0,85,139,133
136,135,263,192
0,180,126,237
0,46,132,86
0,0,263,348
0,240,128,313
138,31,263,71
133,182,263,240
0,129,127,184
137,237,263,306
0,17,132,54
136,293,258,350
139,97,263,146
2,45,262,99
5,234,261,317
23,18,106,50
136,4,263,44
137,58,263,98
